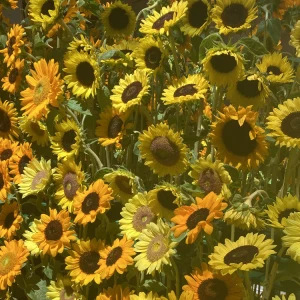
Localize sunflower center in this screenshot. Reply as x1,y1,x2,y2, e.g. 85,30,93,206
33,77,51,105
278,208,298,223
115,175,133,195
121,81,143,103
132,206,155,232
41,0,55,16
76,61,95,87
62,130,77,152
79,251,100,274
222,119,257,156
152,12,175,30
106,246,123,266
280,112,300,138
108,7,130,30
4,212,15,229
198,278,228,300
150,136,180,166
0,173,4,190
188,1,208,28
224,245,258,265
82,192,99,214
0,252,16,275
267,66,282,76
186,208,209,230
145,47,162,70
198,168,223,195
221,4,248,28
18,155,31,174
108,115,123,138
174,84,197,97
63,172,79,200
8,68,19,84
0,109,11,133
45,220,63,241
0,149,13,161
157,190,178,210
31,170,48,190
237,79,261,98
210,54,237,74
7,36,16,56
60,286,75,300
147,234,168,262
30,122,45,136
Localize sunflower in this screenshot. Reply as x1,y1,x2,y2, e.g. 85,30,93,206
256,52,294,84
134,219,177,274
96,285,131,300
120,192,156,240
20,59,63,121
103,169,137,204
183,263,244,300
64,51,100,99
101,1,136,38
29,0,60,29
0,239,29,290
168,290,194,300
212,0,258,35
290,20,300,57
161,74,209,105
0,100,19,140
1,58,24,94
23,220,42,256
201,46,244,86
189,154,232,200
73,179,113,225
54,159,85,213
266,97,300,149
67,35,95,55
139,0,187,35
0,161,11,201
138,123,188,177
226,72,270,110
171,192,227,244
210,105,268,170
208,233,276,275
131,291,168,300
8,0,18,9
272,294,296,300
180,0,211,37
51,119,81,161
148,182,182,220
0,138,18,163
65,238,104,285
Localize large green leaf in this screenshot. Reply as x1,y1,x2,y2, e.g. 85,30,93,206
237,37,269,56
199,33,223,61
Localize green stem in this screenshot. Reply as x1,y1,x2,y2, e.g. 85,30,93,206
244,272,254,300
230,224,235,242
85,284,90,300
105,146,111,168
82,225,88,240
171,257,180,300
58,18,73,38
241,171,247,197
169,30,180,78
194,100,203,158
85,146,103,170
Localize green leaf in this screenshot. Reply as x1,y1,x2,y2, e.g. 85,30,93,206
99,50,125,60
180,182,202,194
67,99,92,116
43,265,53,279
28,280,48,300
199,33,223,61
143,280,166,293
93,167,113,180
266,19,282,45
0,35,7,49
237,37,269,56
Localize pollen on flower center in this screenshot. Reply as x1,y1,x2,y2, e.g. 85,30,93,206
174,84,197,97
198,278,228,300
224,245,258,265
106,246,123,266
0,109,11,133
108,7,129,30
108,115,123,138
45,220,63,241
132,206,154,231
146,234,168,262
152,12,175,30
63,172,79,200
221,3,248,28
121,81,143,103
186,208,210,229
79,251,100,274
33,78,51,105
31,170,48,189
0,252,16,276
198,168,223,195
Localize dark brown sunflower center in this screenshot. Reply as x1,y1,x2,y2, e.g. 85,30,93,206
115,175,132,195
157,189,178,210
76,61,95,87
41,0,55,16
121,81,143,103
63,172,79,200
108,7,129,30
198,168,223,195
237,79,261,98
174,84,197,97
4,212,15,229
278,208,298,223
152,12,175,30
108,115,123,138
222,119,257,156
198,278,228,300
30,122,44,136
150,136,180,166
18,155,31,174
8,68,19,84
106,246,123,266
188,0,208,28
0,149,13,161
82,192,99,214
0,173,4,190
267,66,282,76
132,206,155,232
7,36,16,56
45,220,63,241
186,208,210,230
62,130,77,152
210,54,237,73
79,251,100,274
145,46,162,70
224,245,258,265
221,3,248,28
280,112,300,138
0,109,11,133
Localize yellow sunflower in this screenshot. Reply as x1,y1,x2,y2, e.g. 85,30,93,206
210,105,268,170
134,219,177,274
161,74,209,105
0,239,29,290
120,192,156,240
290,20,300,57
183,262,244,300
256,52,294,84
212,0,258,35
131,291,168,300
73,179,113,225
0,100,19,140
1,58,24,94
0,161,11,201
67,35,95,55
138,123,188,177
96,285,131,300
266,97,300,149
51,119,81,161
171,192,227,244
0,138,18,163
63,51,100,99
101,1,136,38
20,59,63,121
272,294,296,300
140,0,187,35
180,0,211,37
208,233,276,275
8,0,18,9
65,238,104,285
23,219,42,256
54,159,85,213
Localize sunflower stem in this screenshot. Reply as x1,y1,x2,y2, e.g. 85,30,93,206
264,227,274,289
83,224,88,239
169,29,181,78
58,18,73,39
297,164,300,199
105,146,111,168
170,257,180,300
114,272,118,286
85,284,90,299
194,99,203,158
85,146,103,170
241,171,248,197
230,224,235,241
244,272,254,300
